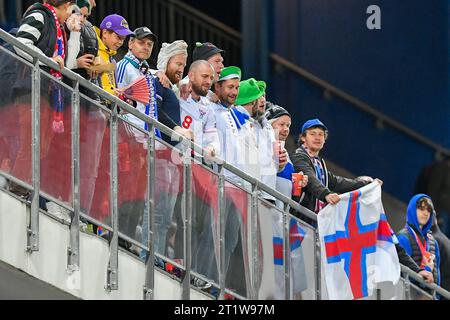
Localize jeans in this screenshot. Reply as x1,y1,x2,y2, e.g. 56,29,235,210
12,99,54,184
140,190,178,260
80,109,107,215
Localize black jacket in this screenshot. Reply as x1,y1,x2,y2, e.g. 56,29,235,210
65,20,99,101
432,222,450,293
397,224,439,287
396,243,421,273
12,3,62,98
290,146,369,215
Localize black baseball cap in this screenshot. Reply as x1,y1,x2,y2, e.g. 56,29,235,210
192,42,224,61
265,102,291,121
132,27,157,42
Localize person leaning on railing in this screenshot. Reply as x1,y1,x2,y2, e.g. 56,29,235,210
81,14,133,225
178,60,220,289
115,26,194,253
265,102,309,299
65,0,99,99
11,0,75,185
94,14,133,103
49,0,104,219
397,195,441,293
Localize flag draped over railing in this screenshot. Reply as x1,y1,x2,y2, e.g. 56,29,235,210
318,182,400,300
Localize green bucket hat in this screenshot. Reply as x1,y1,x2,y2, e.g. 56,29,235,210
218,66,242,82
235,78,265,106
257,80,266,92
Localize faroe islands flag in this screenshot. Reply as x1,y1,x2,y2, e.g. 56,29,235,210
318,182,400,300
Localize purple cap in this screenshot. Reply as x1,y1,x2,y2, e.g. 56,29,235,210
100,14,134,37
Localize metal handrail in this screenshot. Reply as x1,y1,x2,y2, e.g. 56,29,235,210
400,265,450,300
0,27,316,222
2,27,449,300
270,53,450,158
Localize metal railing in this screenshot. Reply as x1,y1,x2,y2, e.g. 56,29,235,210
0,27,449,300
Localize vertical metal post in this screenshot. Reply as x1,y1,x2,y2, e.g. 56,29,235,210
217,165,226,300
314,228,322,300
182,139,192,300
106,103,119,291
283,203,291,300
27,58,41,253
404,276,411,300
143,125,156,300
250,184,259,299
376,287,381,300
68,81,81,272
431,289,437,300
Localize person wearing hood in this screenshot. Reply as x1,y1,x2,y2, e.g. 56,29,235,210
397,194,441,288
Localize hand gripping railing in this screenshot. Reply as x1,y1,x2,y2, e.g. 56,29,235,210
1,27,448,300
400,265,450,300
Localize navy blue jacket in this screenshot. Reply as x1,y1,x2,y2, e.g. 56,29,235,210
397,194,441,286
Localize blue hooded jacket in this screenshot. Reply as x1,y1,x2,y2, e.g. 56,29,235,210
397,194,441,285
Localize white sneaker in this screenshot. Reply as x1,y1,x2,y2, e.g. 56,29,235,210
191,277,212,290
47,201,72,223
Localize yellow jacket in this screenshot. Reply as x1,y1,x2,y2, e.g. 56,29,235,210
95,26,117,97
